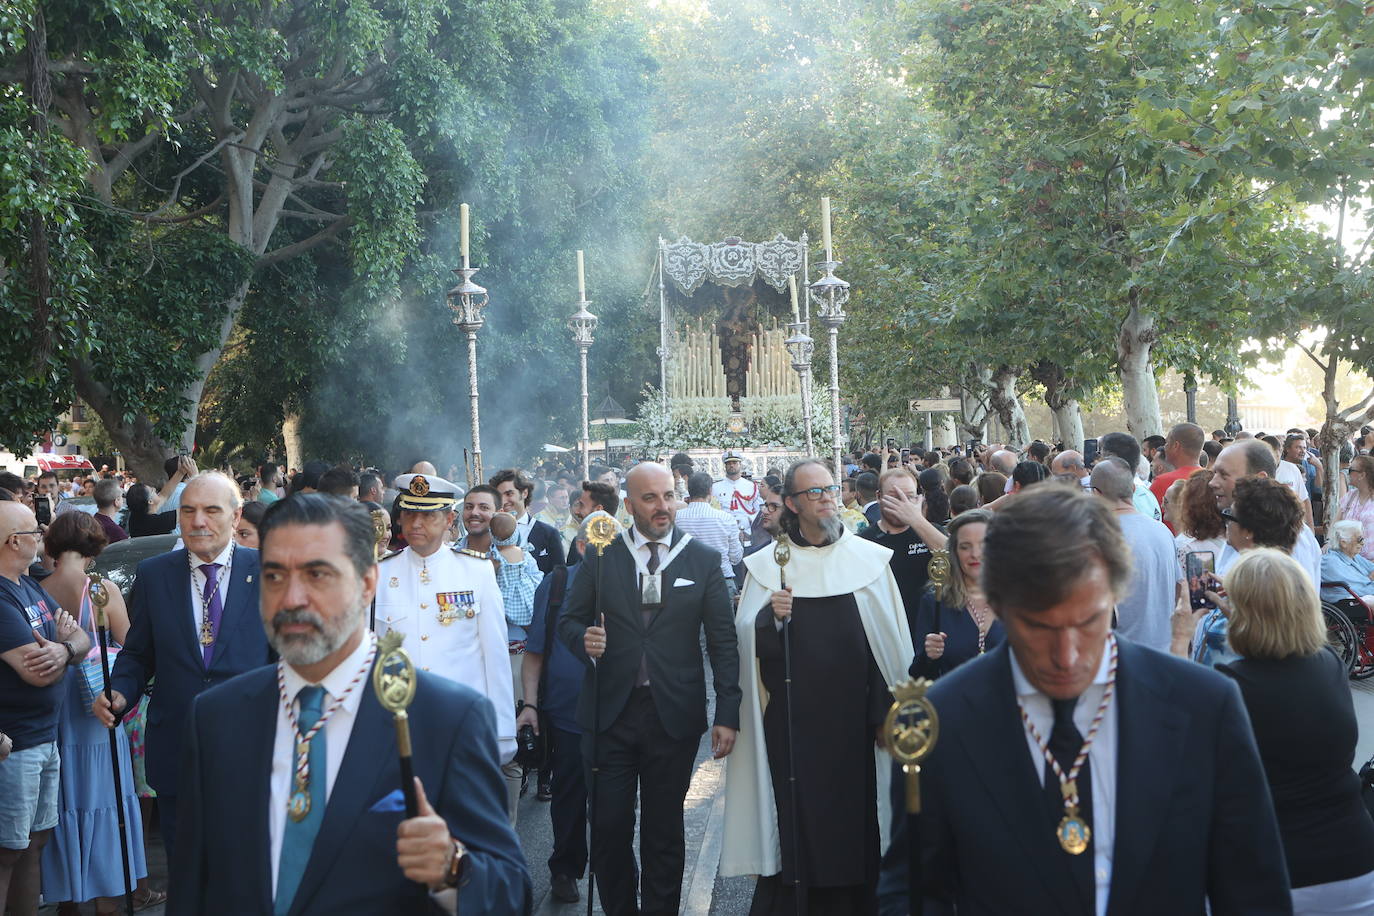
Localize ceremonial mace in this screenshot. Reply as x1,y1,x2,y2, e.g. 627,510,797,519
89,574,135,916
584,513,619,916
774,535,804,915
373,630,420,819
882,678,939,912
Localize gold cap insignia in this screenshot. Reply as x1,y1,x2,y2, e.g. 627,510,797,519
409,475,430,497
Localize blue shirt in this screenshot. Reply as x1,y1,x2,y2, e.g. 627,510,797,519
1320,551,1374,604
0,576,63,750
526,565,583,734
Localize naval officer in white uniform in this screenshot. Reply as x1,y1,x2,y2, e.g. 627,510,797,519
374,474,516,774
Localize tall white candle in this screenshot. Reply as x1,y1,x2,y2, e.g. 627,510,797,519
789,275,799,322
821,196,832,258
460,203,470,262
577,250,586,298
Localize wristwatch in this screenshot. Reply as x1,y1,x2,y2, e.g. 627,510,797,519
61,640,78,665
443,837,468,888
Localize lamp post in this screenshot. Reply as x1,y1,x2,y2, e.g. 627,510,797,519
785,321,816,456
447,207,489,485
568,255,598,482
810,216,850,475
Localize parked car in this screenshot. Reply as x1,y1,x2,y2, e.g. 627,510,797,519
93,534,179,601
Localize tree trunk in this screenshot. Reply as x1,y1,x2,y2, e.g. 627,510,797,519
282,409,304,472
988,365,1030,449
959,363,992,442
1030,360,1084,450
1117,290,1162,438
72,361,172,484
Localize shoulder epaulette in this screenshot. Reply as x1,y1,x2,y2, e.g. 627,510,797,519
453,546,490,561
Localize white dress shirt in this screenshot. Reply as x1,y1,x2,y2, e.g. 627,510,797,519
187,541,235,639
514,512,535,547
1009,639,1118,916
269,632,456,914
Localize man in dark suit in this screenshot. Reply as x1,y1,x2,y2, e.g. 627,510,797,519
915,485,1291,915
559,462,741,916
491,467,565,573
95,471,271,857
169,494,529,915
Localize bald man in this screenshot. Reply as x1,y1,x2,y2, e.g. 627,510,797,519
96,472,271,859
1091,458,1183,652
558,463,740,916
0,502,91,912
1050,449,1090,487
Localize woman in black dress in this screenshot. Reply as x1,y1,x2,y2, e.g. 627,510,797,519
910,509,1005,679
1218,548,1374,913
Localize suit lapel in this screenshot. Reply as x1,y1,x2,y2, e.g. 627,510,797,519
289,676,394,915
169,552,201,663
240,674,278,913
1106,643,1185,914
952,646,1081,913
210,552,254,668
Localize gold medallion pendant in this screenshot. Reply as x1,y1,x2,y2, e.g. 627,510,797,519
1057,809,1090,855
199,618,214,647
288,788,311,822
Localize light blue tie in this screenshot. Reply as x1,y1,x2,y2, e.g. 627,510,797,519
275,685,326,916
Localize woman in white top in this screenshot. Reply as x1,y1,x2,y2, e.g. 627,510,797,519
1172,468,1227,566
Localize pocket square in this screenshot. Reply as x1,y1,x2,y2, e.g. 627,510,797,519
673,578,696,587
368,789,406,813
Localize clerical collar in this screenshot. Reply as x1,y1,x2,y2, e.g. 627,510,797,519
1009,633,1113,701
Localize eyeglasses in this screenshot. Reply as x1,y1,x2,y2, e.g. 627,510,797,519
6,529,40,540
1220,508,1238,522
788,485,841,501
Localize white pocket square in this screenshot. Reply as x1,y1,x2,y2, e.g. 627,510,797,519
673,578,696,587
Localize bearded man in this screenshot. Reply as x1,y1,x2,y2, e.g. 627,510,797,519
167,495,529,915
721,458,914,914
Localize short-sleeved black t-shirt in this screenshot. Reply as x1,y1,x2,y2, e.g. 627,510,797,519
862,522,946,633
0,576,63,750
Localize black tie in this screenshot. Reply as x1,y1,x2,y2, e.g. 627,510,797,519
636,541,662,687
1045,697,1094,910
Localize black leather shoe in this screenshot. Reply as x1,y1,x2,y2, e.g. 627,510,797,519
550,873,579,903
537,776,553,801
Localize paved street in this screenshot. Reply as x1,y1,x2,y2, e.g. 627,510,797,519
41,673,1374,915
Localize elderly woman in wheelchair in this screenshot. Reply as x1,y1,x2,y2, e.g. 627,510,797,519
1321,520,1374,617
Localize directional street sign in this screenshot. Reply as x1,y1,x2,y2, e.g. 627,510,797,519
908,398,962,413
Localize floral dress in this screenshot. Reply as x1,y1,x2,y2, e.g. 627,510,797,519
1339,489,1374,562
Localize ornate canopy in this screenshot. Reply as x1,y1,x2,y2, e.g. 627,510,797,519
661,233,805,295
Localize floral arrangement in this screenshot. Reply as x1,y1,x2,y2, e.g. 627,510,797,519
633,385,836,453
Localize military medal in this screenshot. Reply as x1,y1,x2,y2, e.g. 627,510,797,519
419,559,431,585
435,592,464,626
1017,635,1118,856
277,639,377,824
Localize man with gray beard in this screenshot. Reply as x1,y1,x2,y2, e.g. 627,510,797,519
168,495,529,915
722,459,914,913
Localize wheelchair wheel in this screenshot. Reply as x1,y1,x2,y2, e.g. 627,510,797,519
1349,619,1374,681
1321,602,1359,674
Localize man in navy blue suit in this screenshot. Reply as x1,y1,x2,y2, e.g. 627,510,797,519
96,471,270,858
916,484,1292,915
168,494,529,915
491,468,565,574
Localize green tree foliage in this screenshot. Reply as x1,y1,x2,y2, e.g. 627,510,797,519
0,0,656,479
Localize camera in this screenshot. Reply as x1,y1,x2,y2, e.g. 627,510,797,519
514,723,543,769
